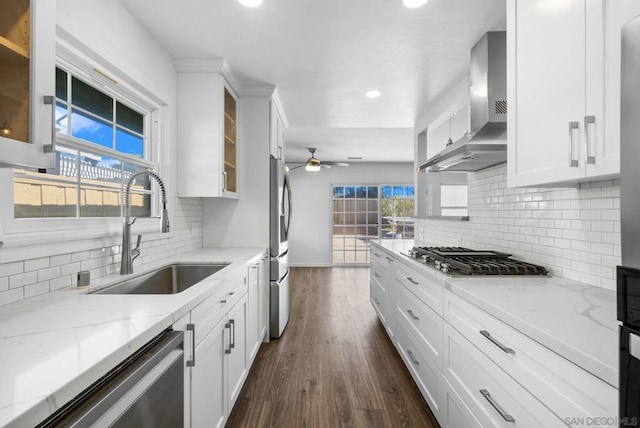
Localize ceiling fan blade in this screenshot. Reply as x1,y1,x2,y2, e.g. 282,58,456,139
322,162,350,167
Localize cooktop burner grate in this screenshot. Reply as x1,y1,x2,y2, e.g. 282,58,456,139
405,246,549,276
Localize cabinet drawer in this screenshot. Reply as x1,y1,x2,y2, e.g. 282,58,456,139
370,277,386,325
396,283,443,368
370,261,386,287
370,247,396,270
192,276,247,347
395,263,443,316
443,376,482,428
444,290,616,425
396,315,445,424
444,323,565,428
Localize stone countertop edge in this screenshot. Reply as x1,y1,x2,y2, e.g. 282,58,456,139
370,239,618,389
0,247,266,428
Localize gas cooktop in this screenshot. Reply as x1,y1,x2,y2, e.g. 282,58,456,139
402,246,549,276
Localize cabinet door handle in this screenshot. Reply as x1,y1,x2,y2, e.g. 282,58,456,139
230,319,235,349
373,252,381,257
480,389,515,422
373,272,381,279
43,95,56,154
186,324,196,366
406,277,419,285
220,299,227,304
407,350,420,366
223,171,228,192
568,121,579,167
386,256,394,262
406,309,419,321
225,322,232,354
480,330,515,354
373,298,381,305
584,115,596,164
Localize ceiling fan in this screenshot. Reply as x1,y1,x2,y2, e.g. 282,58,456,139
289,148,350,172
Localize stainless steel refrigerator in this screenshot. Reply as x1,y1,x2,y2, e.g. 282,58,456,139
618,13,640,424
270,156,292,338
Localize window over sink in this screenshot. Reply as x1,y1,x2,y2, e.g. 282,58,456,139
13,67,154,219
0,40,167,250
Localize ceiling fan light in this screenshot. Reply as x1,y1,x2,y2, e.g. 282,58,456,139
403,0,428,8
305,158,321,172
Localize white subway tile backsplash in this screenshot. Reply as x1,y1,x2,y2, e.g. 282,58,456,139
38,266,61,282
25,257,50,272
0,196,203,306
25,281,50,298
416,164,621,290
0,262,23,277
9,271,37,289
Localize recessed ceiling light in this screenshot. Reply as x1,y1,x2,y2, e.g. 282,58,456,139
364,89,382,98
238,0,262,7
403,0,428,8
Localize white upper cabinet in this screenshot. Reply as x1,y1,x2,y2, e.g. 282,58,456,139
0,0,56,169
270,95,287,161
507,0,621,187
176,59,239,198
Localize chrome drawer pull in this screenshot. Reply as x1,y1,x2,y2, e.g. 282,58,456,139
386,256,394,262
406,277,419,285
584,115,596,164
568,121,579,167
407,350,419,366
374,273,381,279
373,298,381,305
480,389,515,422
406,309,419,321
225,322,232,354
186,324,196,366
374,252,381,257
480,330,515,355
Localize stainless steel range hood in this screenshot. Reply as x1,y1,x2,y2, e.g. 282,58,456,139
419,31,507,173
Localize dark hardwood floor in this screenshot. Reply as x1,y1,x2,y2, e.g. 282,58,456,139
226,267,440,428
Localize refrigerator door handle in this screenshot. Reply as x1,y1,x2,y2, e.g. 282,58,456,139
283,173,292,240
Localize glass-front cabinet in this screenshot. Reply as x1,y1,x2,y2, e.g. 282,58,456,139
223,87,237,194
0,0,56,168
176,59,240,199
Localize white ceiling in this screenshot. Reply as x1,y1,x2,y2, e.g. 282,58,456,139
119,0,505,163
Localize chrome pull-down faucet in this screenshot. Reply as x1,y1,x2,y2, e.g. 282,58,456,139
120,170,170,275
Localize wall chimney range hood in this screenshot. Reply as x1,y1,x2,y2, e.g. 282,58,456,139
419,31,507,173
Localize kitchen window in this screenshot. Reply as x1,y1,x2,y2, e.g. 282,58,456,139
0,55,165,249
332,184,414,265
13,67,154,219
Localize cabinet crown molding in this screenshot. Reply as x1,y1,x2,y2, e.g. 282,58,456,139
174,58,241,93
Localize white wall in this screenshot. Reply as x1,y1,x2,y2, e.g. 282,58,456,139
0,1,204,306
415,164,620,290
288,163,414,266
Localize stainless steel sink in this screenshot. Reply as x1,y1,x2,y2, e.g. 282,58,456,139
93,263,229,295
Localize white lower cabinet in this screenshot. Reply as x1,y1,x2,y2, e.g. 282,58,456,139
191,317,227,428
371,245,616,428
226,294,248,410
443,376,482,428
174,258,267,428
444,323,565,427
396,314,445,425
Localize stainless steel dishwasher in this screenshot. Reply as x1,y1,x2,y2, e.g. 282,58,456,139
38,329,184,428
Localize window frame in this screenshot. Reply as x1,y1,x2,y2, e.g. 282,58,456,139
331,183,414,266
0,46,168,250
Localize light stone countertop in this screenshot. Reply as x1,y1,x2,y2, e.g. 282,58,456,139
372,239,618,388
0,247,266,428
